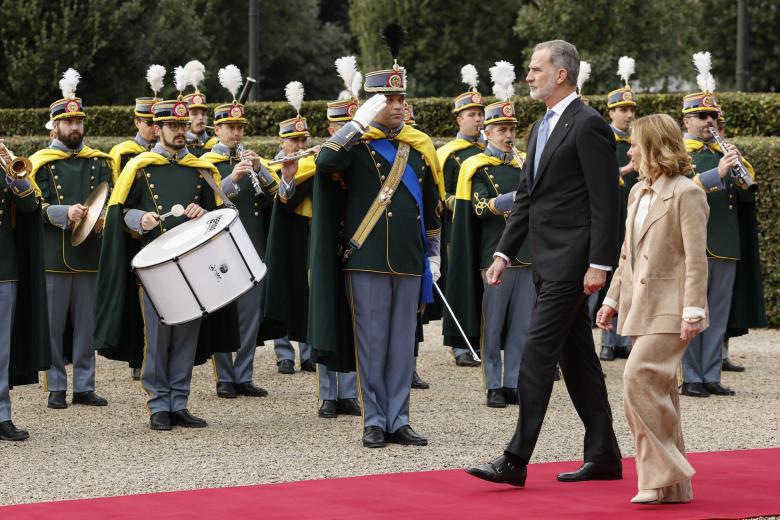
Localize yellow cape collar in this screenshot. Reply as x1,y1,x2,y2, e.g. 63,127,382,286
455,153,521,201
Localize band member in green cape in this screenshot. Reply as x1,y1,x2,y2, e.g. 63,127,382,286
598,56,638,361
29,68,113,411
180,60,218,157
309,24,444,448
0,143,52,441
269,81,317,374
94,99,239,430
445,61,534,408
436,64,485,367
679,52,766,398
202,65,280,400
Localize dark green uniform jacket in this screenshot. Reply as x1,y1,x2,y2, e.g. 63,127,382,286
443,152,531,351
687,139,767,337
1,175,52,386
93,151,239,367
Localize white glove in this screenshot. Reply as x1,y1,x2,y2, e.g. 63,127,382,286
353,94,387,129
428,255,441,283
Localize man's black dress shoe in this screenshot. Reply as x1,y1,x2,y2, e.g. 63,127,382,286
466,455,527,487
277,359,295,374
616,346,631,359
722,358,746,372
149,411,172,431
680,382,709,397
0,421,29,441
599,346,616,361
362,426,386,448
216,382,237,398
503,387,519,405
487,388,507,408
300,359,316,372
319,400,338,418
455,353,480,367
411,371,429,389
131,368,141,381
47,391,67,409
386,425,427,446
72,391,108,406
337,398,362,416
704,382,736,396
236,382,268,397
557,461,622,482
172,409,207,428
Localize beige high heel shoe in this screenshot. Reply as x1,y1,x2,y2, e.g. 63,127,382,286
631,489,660,504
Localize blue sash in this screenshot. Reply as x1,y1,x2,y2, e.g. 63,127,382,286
368,139,433,304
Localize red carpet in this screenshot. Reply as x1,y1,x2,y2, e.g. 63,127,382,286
3,448,779,519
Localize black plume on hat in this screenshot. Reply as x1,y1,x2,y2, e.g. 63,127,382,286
381,23,407,63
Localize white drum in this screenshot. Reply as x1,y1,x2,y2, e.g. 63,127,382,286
132,207,266,325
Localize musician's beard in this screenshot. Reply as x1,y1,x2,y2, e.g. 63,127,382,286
161,134,186,151
58,130,84,149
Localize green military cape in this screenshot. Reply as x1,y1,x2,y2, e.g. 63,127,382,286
684,139,767,337
263,156,316,342
443,153,522,351
93,152,239,366
9,203,52,387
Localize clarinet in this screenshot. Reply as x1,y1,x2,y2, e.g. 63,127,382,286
236,143,263,196
707,126,757,193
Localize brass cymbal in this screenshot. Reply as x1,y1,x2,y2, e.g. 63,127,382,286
71,181,109,246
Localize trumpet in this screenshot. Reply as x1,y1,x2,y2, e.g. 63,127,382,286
707,126,757,193
0,140,33,179
267,147,319,166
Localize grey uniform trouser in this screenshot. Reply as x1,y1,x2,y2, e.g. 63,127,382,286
140,289,201,414
481,268,535,390
318,365,358,401
214,283,262,384
347,272,420,433
274,337,311,363
683,259,737,384
45,273,97,393
0,282,17,422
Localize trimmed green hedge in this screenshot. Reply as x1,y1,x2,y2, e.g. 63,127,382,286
4,134,779,326
2,93,778,138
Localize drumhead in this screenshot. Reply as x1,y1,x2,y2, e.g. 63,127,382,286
132,207,238,268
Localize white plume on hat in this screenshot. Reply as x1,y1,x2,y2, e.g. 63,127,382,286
489,61,515,101
351,72,363,100
285,81,305,115
184,60,206,91
218,65,243,101
59,68,80,99
577,61,591,94
174,66,188,93
461,64,479,90
693,51,716,92
146,64,166,98
617,56,635,86
335,56,359,98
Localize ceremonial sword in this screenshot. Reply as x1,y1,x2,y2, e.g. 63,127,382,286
433,283,481,363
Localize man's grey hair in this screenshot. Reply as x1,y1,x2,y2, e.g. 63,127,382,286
534,40,580,87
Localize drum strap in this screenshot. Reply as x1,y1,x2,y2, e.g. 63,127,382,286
197,168,236,210
347,142,410,251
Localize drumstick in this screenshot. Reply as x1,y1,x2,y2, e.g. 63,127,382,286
155,204,185,221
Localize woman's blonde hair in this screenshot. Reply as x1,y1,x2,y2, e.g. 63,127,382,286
631,114,692,181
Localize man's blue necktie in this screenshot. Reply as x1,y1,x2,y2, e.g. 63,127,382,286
533,110,555,181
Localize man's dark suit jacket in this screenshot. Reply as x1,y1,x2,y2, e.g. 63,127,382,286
496,97,620,281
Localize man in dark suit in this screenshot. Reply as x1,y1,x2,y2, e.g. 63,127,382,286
466,40,623,487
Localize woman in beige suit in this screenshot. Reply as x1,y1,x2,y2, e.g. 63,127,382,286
596,114,709,505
